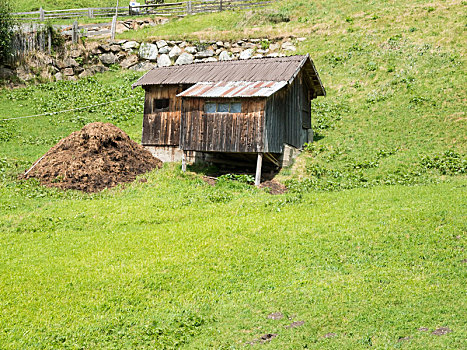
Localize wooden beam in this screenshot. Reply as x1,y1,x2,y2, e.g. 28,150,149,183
255,152,263,186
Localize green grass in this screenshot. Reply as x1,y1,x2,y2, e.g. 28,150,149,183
1,0,466,348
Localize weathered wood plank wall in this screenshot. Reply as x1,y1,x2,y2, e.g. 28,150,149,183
180,98,265,153
142,85,190,146
264,71,312,152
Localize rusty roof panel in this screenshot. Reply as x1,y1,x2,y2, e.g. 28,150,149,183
176,81,287,98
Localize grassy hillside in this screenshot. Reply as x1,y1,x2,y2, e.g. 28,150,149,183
0,0,466,348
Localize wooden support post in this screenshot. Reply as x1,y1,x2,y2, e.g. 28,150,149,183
39,7,44,21
219,0,223,12
182,151,187,172
88,8,94,18
255,152,263,186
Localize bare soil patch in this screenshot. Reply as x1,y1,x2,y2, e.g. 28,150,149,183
259,180,288,195
285,321,305,329
431,327,452,336
23,122,162,192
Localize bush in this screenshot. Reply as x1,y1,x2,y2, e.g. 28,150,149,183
0,1,15,64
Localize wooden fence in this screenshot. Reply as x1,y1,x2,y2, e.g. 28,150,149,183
7,24,52,64
12,0,272,21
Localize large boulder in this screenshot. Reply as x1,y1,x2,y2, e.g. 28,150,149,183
120,55,139,69
64,57,79,68
175,52,194,65
138,43,158,61
100,53,117,65
158,46,170,54
130,62,156,71
157,54,172,67
195,49,214,58
185,46,197,54
155,40,168,49
169,45,182,58
219,51,232,61
122,41,139,51
239,49,254,60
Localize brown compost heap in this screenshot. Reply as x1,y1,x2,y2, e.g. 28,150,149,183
23,122,162,192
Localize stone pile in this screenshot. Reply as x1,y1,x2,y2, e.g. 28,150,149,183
1,36,304,83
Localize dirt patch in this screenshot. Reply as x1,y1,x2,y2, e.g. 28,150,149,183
202,176,217,186
260,333,277,342
432,327,452,336
259,180,288,195
418,327,429,332
398,336,412,342
22,122,162,192
285,321,305,329
267,312,284,320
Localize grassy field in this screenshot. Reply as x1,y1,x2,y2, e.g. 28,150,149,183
1,0,466,348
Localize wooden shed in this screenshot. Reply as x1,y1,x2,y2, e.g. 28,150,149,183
132,55,325,184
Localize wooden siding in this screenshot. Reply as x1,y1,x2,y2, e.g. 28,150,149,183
180,98,265,153
264,71,311,152
142,85,190,146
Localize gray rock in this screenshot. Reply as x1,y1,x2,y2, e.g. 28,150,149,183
257,49,269,54
90,65,108,74
179,41,188,48
110,45,121,52
138,43,158,61
70,49,82,58
215,49,222,55
63,67,74,76
267,53,279,58
120,55,139,69
223,42,231,49
130,62,156,71
99,44,111,52
244,42,257,49
100,53,117,65
297,37,307,42
157,54,172,67
281,42,296,51
0,66,15,79
54,72,63,81
73,66,85,74
66,75,77,81
216,41,224,47
78,69,94,78
169,45,182,58
122,41,139,50
269,43,280,51
204,57,218,62
219,51,232,61
155,40,168,49
158,46,170,54
194,59,204,63
230,47,242,54
250,39,261,43
195,50,214,58
64,57,79,68
252,54,263,59
184,46,197,54
239,49,254,60
175,52,194,65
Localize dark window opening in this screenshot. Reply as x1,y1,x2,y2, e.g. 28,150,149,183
204,101,242,113
153,98,170,112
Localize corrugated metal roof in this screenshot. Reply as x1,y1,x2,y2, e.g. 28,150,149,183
177,81,288,98
132,55,325,96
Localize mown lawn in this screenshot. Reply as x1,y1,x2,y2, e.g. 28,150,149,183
1,167,466,349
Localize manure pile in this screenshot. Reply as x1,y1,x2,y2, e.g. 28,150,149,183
23,122,162,192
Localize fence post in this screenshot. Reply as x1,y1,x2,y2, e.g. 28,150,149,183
187,0,192,15
219,0,223,12
39,7,44,21
48,28,52,55
110,15,117,40
88,8,94,18
72,21,79,44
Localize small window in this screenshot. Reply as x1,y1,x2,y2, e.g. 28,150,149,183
205,102,217,113
204,101,242,113
218,103,230,113
153,98,169,112
230,102,242,113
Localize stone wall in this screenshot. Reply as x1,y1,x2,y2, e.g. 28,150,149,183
0,36,304,83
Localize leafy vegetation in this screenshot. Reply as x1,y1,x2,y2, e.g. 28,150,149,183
0,0,15,64
0,0,466,348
